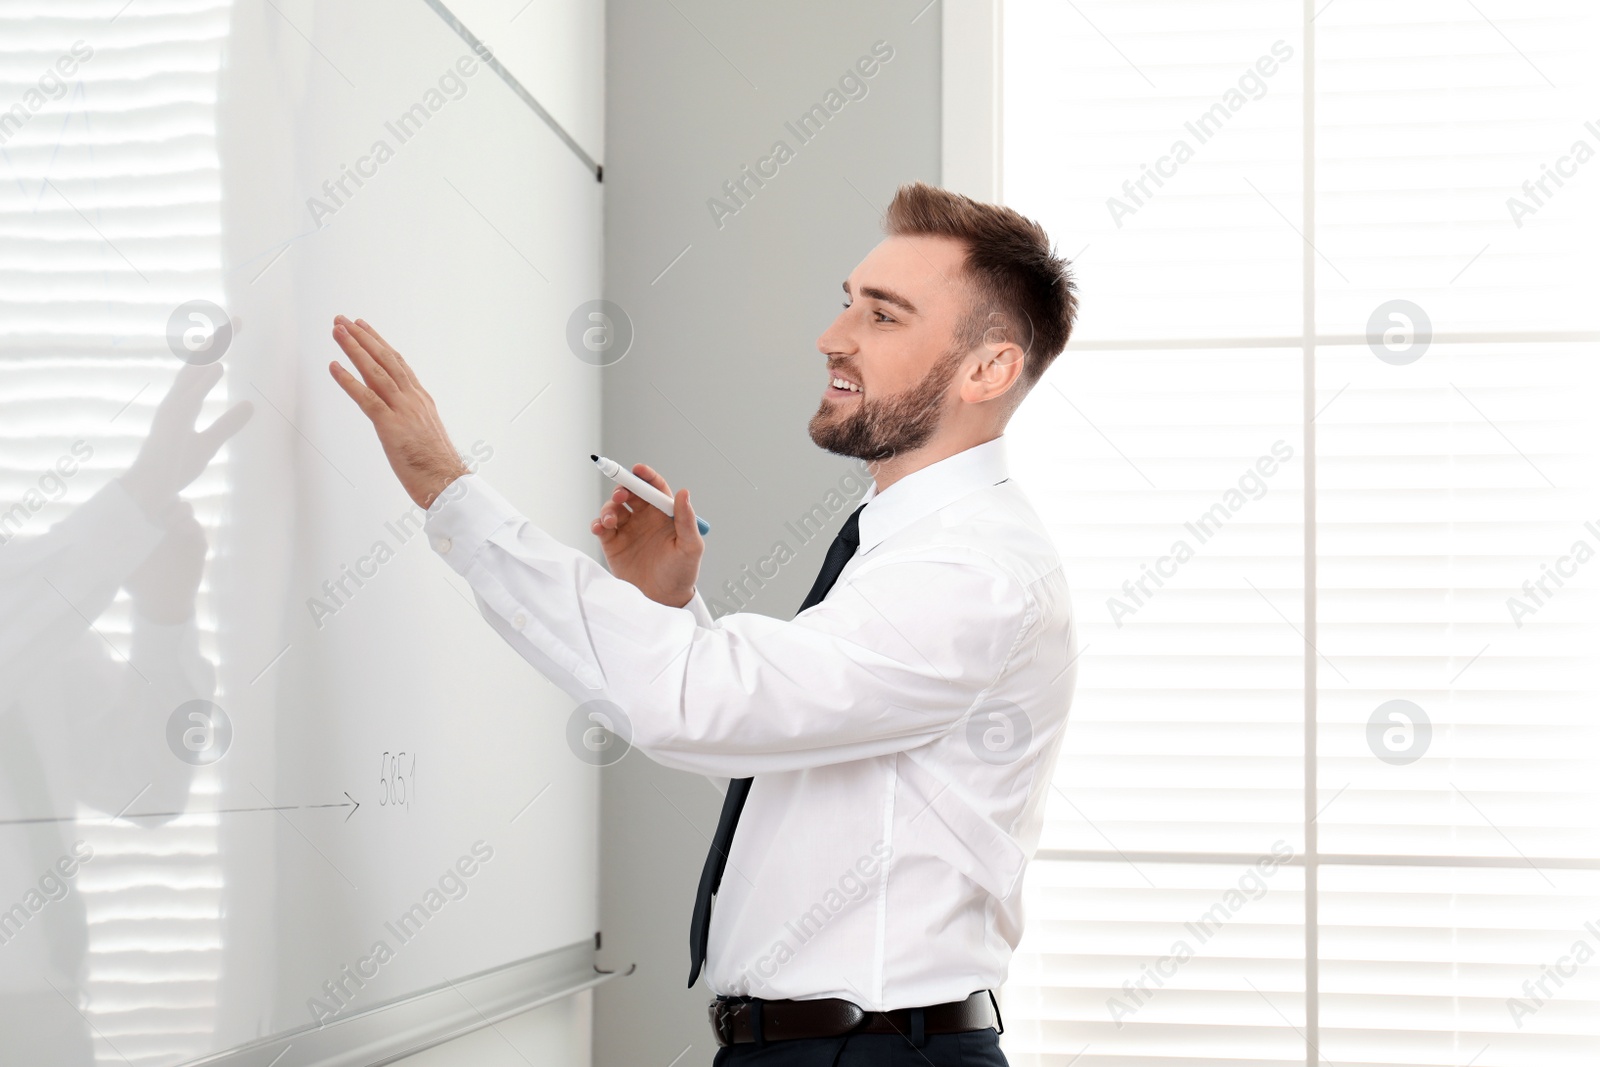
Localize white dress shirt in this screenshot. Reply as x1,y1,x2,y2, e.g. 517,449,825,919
423,435,1077,1010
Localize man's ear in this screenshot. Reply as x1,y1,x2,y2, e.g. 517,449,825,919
961,341,1027,404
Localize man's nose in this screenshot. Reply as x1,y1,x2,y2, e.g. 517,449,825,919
817,316,855,358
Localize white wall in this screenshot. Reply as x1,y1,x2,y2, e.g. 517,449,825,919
596,2,942,1064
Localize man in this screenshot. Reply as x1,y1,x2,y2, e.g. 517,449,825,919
329,182,1078,1066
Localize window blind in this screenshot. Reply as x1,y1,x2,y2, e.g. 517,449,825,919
999,0,1600,1064
1,1,233,1061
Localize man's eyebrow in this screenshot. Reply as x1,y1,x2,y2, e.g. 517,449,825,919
842,280,918,316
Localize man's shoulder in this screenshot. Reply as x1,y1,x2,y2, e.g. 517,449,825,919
864,480,1064,591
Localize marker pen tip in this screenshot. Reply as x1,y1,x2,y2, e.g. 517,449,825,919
589,454,599,462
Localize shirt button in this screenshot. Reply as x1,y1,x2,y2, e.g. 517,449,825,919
512,612,528,629
435,537,453,553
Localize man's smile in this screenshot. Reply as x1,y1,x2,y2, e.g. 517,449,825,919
824,369,863,400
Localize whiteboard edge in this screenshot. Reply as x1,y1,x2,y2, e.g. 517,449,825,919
178,939,610,1067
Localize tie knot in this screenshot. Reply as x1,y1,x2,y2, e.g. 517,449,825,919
838,502,865,548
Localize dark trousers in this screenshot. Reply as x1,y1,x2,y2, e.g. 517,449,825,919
710,1025,1009,1066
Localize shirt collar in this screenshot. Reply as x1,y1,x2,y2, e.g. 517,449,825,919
855,436,1011,555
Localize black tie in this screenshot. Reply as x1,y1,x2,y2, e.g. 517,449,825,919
687,502,867,987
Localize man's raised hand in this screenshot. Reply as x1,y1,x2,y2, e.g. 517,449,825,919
328,316,469,510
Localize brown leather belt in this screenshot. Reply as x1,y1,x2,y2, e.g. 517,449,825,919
708,989,1001,1047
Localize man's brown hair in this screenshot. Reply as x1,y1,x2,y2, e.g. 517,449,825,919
883,182,1077,396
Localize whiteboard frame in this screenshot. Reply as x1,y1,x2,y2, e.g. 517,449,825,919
179,940,612,1067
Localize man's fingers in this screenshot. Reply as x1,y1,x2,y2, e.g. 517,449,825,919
329,360,386,419
350,317,421,391
329,321,392,399
355,316,422,391
674,487,701,545
336,318,400,383
352,316,392,349
632,463,672,494
598,498,632,530
332,321,398,401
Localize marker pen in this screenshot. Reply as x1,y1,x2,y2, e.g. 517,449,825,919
591,454,711,536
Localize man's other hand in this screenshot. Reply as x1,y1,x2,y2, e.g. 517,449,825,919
328,316,470,510
591,463,703,609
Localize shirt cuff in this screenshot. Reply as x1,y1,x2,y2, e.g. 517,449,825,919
422,472,519,574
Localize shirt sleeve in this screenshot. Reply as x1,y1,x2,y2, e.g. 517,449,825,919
423,473,1033,777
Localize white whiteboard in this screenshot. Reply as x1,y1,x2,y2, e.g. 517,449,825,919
0,0,604,1062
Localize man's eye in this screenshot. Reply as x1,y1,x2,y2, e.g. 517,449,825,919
841,301,893,323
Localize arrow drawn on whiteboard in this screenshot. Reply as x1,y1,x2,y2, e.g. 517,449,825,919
0,793,362,828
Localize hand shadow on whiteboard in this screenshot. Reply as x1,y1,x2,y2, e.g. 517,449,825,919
0,363,249,1062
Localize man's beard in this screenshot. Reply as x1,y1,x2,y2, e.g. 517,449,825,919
807,343,967,462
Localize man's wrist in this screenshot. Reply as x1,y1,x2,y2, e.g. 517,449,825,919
637,583,697,610
415,461,471,510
